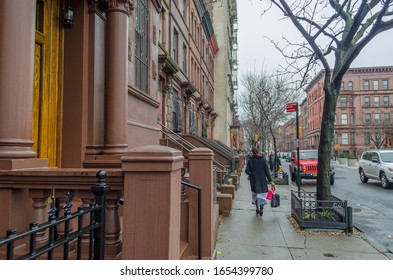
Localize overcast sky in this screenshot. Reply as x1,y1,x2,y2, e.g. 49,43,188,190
237,0,393,90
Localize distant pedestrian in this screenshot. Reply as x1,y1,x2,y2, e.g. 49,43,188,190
245,147,275,217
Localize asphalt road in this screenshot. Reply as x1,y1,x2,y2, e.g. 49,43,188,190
280,159,393,253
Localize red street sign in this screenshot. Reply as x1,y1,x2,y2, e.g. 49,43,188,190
286,102,298,112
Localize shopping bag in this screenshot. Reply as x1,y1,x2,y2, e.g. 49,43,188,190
271,193,280,208
266,186,275,200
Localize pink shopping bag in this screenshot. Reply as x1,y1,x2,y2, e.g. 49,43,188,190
266,186,275,200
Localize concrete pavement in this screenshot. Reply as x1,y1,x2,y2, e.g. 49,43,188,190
215,169,393,260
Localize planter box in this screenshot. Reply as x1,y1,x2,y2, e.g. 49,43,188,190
291,191,353,232
273,172,289,185
337,158,348,165
347,159,358,167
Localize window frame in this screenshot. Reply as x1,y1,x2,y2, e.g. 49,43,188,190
342,132,349,145
364,80,370,91
347,81,353,91
341,113,348,125
374,96,380,107
135,0,150,93
365,96,370,107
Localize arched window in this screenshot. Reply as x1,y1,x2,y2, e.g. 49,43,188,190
348,81,353,91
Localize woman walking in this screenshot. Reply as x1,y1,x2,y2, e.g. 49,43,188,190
245,147,275,216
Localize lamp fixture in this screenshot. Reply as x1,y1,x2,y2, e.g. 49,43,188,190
63,5,74,28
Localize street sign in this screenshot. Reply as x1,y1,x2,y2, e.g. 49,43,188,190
286,102,298,112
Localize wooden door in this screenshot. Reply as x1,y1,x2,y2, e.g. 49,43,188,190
33,0,63,167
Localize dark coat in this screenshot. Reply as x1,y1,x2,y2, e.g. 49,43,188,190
245,154,272,194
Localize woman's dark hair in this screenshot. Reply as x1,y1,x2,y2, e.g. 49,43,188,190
252,147,259,155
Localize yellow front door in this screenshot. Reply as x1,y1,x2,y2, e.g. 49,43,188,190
33,0,63,167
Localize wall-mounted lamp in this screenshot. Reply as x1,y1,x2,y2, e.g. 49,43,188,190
63,5,74,28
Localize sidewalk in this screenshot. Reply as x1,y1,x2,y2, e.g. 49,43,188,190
215,169,393,260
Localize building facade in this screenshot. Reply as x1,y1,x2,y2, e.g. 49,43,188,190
211,0,238,148
306,66,393,157
158,0,218,139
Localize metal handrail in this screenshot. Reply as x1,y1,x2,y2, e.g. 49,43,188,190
158,122,228,171
181,181,202,260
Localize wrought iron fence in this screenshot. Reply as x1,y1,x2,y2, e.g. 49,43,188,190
291,190,353,232
0,170,110,260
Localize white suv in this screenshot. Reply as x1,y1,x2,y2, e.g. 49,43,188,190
358,150,393,189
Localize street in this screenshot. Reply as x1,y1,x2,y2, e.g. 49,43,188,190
280,159,393,253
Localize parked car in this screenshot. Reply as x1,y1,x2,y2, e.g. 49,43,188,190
289,149,335,185
358,149,393,189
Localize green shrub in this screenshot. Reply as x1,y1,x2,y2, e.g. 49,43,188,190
338,154,347,158
319,209,334,219
303,210,317,220
347,154,356,159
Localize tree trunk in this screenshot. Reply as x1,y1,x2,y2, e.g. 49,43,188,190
316,84,338,200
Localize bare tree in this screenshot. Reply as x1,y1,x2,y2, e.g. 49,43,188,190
264,0,393,200
359,119,393,149
240,70,301,166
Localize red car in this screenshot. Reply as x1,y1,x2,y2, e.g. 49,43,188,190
289,149,335,185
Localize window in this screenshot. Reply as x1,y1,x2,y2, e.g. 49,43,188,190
342,133,348,145
173,28,179,62
373,80,379,90
188,107,195,134
364,134,370,145
371,152,380,162
135,0,149,93
351,133,356,144
375,113,380,125
365,113,371,125
374,96,380,107
382,80,388,90
364,80,370,90
351,113,355,125
341,113,348,125
340,97,347,107
384,113,390,124
36,0,44,32
340,82,344,91
384,96,389,107
348,81,353,91
182,44,187,73
365,96,370,107
172,90,182,132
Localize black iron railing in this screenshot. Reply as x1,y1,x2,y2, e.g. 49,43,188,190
181,181,202,260
291,191,353,232
0,170,110,260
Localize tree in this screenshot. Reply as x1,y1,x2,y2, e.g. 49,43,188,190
264,0,393,200
240,70,301,168
359,118,393,149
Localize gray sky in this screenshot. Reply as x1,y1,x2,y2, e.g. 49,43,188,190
237,0,393,88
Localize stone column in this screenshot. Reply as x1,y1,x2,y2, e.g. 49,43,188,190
0,0,46,169
102,0,134,155
188,148,218,259
121,145,184,259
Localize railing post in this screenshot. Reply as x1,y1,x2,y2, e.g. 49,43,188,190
189,148,217,259
121,145,184,259
91,170,111,260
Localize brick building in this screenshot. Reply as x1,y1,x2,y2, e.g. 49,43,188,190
306,66,393,158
